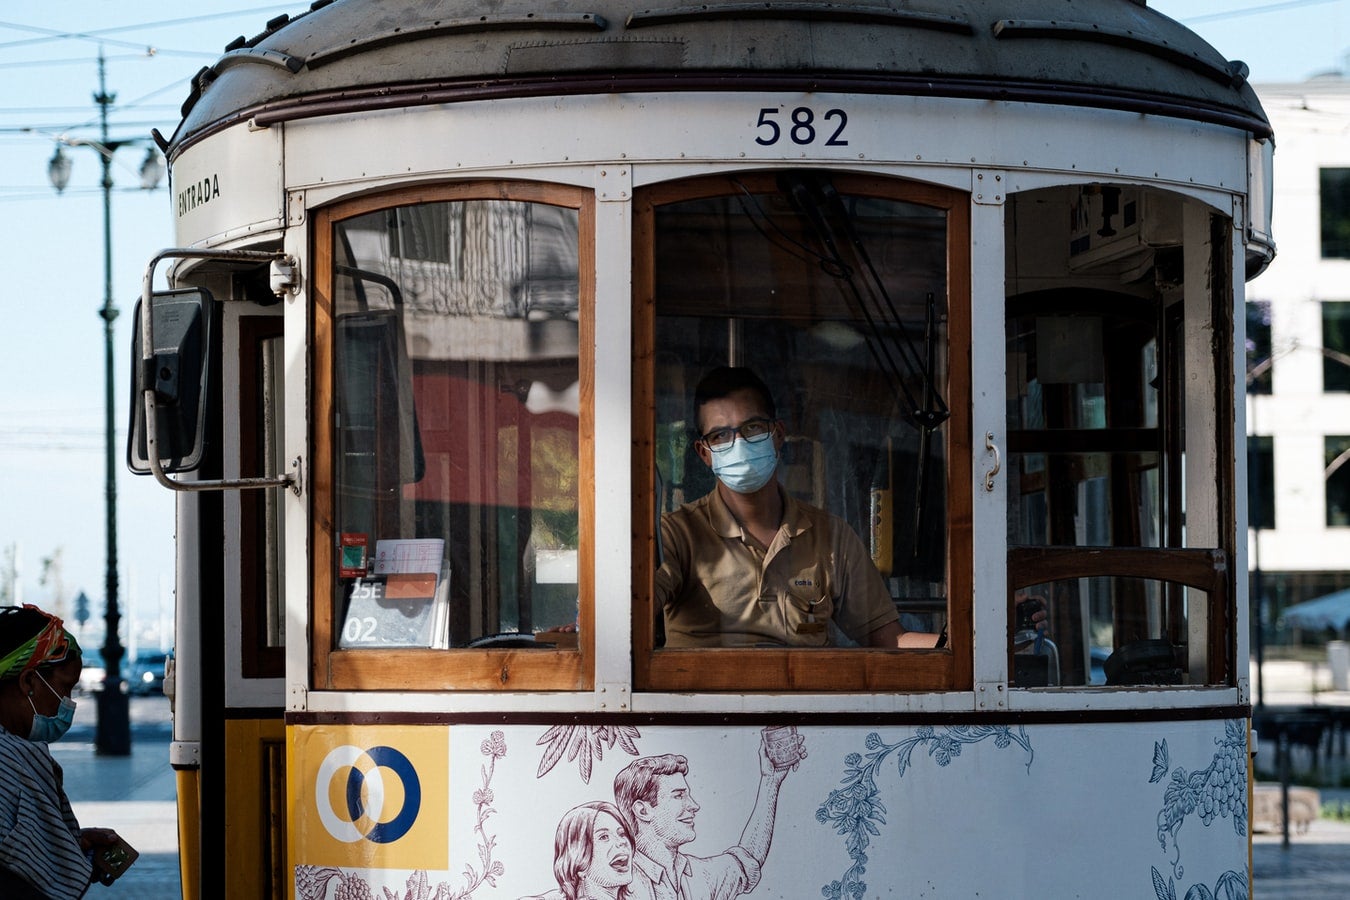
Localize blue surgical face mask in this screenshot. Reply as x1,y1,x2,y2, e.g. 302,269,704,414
27,671,76,743
711,434,779,494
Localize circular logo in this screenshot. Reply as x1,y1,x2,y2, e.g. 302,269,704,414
315,744,421,844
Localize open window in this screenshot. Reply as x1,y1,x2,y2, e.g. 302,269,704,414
312,183,593,691
1005,186,1235,688
633,172,972,692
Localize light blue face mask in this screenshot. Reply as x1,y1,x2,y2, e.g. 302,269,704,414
711,433,779,494
28,671,76,743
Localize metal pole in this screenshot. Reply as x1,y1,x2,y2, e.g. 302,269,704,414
93,46,130,755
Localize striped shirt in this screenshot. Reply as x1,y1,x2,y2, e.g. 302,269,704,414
0,725,91,899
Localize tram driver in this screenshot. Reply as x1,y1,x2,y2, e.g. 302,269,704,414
657,366,1050,650
653,366,942,649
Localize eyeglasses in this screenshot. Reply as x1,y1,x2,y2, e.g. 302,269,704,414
699,417,775,452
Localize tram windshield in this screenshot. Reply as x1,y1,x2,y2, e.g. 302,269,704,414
633,172,971,690
651,175,950,637
328,194,581,649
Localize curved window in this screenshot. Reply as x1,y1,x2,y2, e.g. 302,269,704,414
1005,185,1236,688
312,183,593,691
633,172,972,692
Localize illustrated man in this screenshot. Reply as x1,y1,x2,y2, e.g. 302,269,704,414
612,737,800,900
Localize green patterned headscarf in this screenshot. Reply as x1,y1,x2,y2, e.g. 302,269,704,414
0,604,80,682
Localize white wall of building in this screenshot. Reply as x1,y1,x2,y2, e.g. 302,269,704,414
1248,77,1350,579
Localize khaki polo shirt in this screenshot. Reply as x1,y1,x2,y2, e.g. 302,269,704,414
655,487,898,647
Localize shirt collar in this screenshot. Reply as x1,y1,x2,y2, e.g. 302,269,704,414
633,847,691,884
707,484,810,541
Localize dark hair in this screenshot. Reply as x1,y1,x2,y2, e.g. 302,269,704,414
692,367,775,433
552,800,633,900
612,753,689,830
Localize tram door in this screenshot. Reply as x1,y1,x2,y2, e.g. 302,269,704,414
221,308,288,898
169,286,288,899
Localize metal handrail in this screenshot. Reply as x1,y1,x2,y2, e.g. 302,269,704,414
139,247,301,494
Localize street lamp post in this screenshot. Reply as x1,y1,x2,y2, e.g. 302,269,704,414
45,48,164,756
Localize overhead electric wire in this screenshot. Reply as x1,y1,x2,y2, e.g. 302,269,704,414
1176,0,1342,24
0,5,298,50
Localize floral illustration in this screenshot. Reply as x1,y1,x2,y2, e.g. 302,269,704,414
535,724,642,783
1154,719,1247,881
816,725,1034,899
294,731,509,900
1150,865,1247,900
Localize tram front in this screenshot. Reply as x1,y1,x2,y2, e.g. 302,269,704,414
129,2,1273,897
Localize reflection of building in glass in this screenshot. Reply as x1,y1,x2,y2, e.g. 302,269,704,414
332,197,582,645
1247,74,1350,641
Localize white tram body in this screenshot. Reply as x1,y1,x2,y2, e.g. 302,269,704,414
135,2,1273,898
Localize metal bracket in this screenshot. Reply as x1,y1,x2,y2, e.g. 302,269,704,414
288,682,308,711
596,681,631,711
169,740,202,769
141,247,300,495
972,170,1006,205
287,190,306,227
975,679,1008,711
270,258,300,297
596,165,631,202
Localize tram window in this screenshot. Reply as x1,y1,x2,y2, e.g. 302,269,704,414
1012,575,1214,687
312,184,592,691
634,173,972,692
1005,190,1237,689
240,319,284,676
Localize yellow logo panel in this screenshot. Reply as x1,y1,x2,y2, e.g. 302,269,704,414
288,724,449,870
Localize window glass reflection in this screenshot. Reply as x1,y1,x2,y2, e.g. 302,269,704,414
651,174,950,647
331,199,580,648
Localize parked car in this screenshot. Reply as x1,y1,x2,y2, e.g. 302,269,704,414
128,650,169,695
77,649,105,694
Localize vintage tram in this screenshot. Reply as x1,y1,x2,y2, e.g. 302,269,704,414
131,1,1273,897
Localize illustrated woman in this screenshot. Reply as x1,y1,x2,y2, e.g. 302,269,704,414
551,800,634,900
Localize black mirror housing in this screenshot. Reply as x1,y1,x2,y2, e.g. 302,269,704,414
127,288,216,474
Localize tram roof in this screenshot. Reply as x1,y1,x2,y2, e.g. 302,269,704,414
162,0,1271,156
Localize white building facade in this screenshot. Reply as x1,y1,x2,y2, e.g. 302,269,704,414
1249,75,1350,638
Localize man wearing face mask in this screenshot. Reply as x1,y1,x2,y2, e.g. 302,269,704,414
655,367,940,649
0,604,128,899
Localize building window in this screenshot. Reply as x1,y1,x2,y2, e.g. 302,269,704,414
1322,302,1350,392
1328,436,1350,527
1248,435,1274,531
1321,168,1350,259
1246,301,1272,395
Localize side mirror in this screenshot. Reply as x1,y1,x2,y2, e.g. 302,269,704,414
127,288,215,474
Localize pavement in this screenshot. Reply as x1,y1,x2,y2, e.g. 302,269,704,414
44,664,1350,900
53,693,181,899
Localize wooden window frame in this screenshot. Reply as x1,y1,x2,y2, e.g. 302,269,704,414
311,181,595,692
631,172,973,693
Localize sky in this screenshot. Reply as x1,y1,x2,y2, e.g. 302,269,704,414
0,0,1345,635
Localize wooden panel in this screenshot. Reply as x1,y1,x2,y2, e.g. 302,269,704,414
224,717,285,899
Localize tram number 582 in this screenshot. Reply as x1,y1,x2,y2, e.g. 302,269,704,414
755,106,849,147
